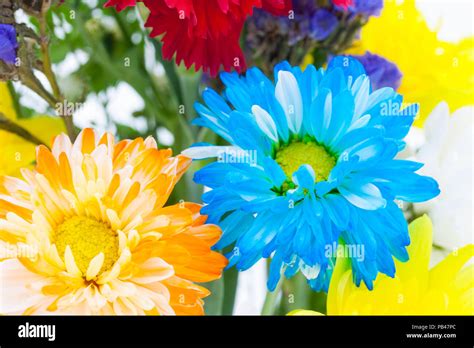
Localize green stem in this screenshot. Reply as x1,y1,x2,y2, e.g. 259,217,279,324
0,112,45,146
261,280,282,315
19,66,57,108
38,11,76,141
222,249,239,315
38,16,61,99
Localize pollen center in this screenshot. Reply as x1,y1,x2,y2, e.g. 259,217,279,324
275,141,336,183
54,216,119,275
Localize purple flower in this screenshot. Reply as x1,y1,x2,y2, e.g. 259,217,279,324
245,0,385,70
352,52,403,90
248,0,338,48
310,9,338,41
353,0,383,17
0,24,18,65
246,0,384,51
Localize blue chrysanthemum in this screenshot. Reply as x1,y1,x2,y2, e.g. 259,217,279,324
184,56,440,292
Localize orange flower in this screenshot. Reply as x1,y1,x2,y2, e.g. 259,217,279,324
0,129,227,315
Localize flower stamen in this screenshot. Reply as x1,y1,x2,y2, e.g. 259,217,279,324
275,141,336,183
54,216,119,275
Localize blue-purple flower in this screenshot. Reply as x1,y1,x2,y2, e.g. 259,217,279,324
351,0,384,17
310,9,338,41
350,52,402,90
333,0,383,17
245,0,385,70
0,24,18,65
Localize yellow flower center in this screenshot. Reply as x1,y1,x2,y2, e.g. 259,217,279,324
275,141,336,183
54,216,119,275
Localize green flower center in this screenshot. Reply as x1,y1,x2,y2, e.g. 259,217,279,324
275,141,336,184
54,216,119,274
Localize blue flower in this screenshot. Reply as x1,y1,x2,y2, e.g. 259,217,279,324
350,52,402,90
0,24,18,65
310,9,338,41
184,56,440,292
352,0,383,17
333,0,383,17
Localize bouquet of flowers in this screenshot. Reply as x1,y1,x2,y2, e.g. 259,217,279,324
0,0,472,317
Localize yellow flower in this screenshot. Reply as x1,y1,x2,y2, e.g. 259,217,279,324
287,309,323,316
289,216,473,315
326,215,473,315
0,83,65,177
346,0,474,125
0,129,227,315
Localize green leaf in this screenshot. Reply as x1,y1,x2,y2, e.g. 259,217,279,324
222,266,239,315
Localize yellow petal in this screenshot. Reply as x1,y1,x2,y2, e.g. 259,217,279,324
0,114,65,177
0,132,36,176
0,82,17,120
17,116,66,147
64,245,82,277
327,243,353,314
395,214,432,284
86,252,105,281
429,244,474,289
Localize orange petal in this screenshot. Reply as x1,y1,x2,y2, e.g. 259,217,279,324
80,128,97,154
36,145,60,186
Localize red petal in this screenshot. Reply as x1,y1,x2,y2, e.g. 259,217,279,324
109,0,293,76
104,0,136,11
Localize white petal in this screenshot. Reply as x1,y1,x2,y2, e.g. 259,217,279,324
353,76,370,118
275,70,303,134
51,133,73,159
0,259,47,314
339,182,386,210
347,114,371,132
113,297,138,315
300,261,321,280
320,91,332,142
182,146,238,160
251,105,279,142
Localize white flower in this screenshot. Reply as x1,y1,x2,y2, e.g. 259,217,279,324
412,102,473,263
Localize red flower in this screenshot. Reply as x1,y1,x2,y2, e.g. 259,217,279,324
331,0,354,10
105,0,292,76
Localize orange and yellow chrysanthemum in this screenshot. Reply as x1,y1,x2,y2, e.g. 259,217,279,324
0,128,227,315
